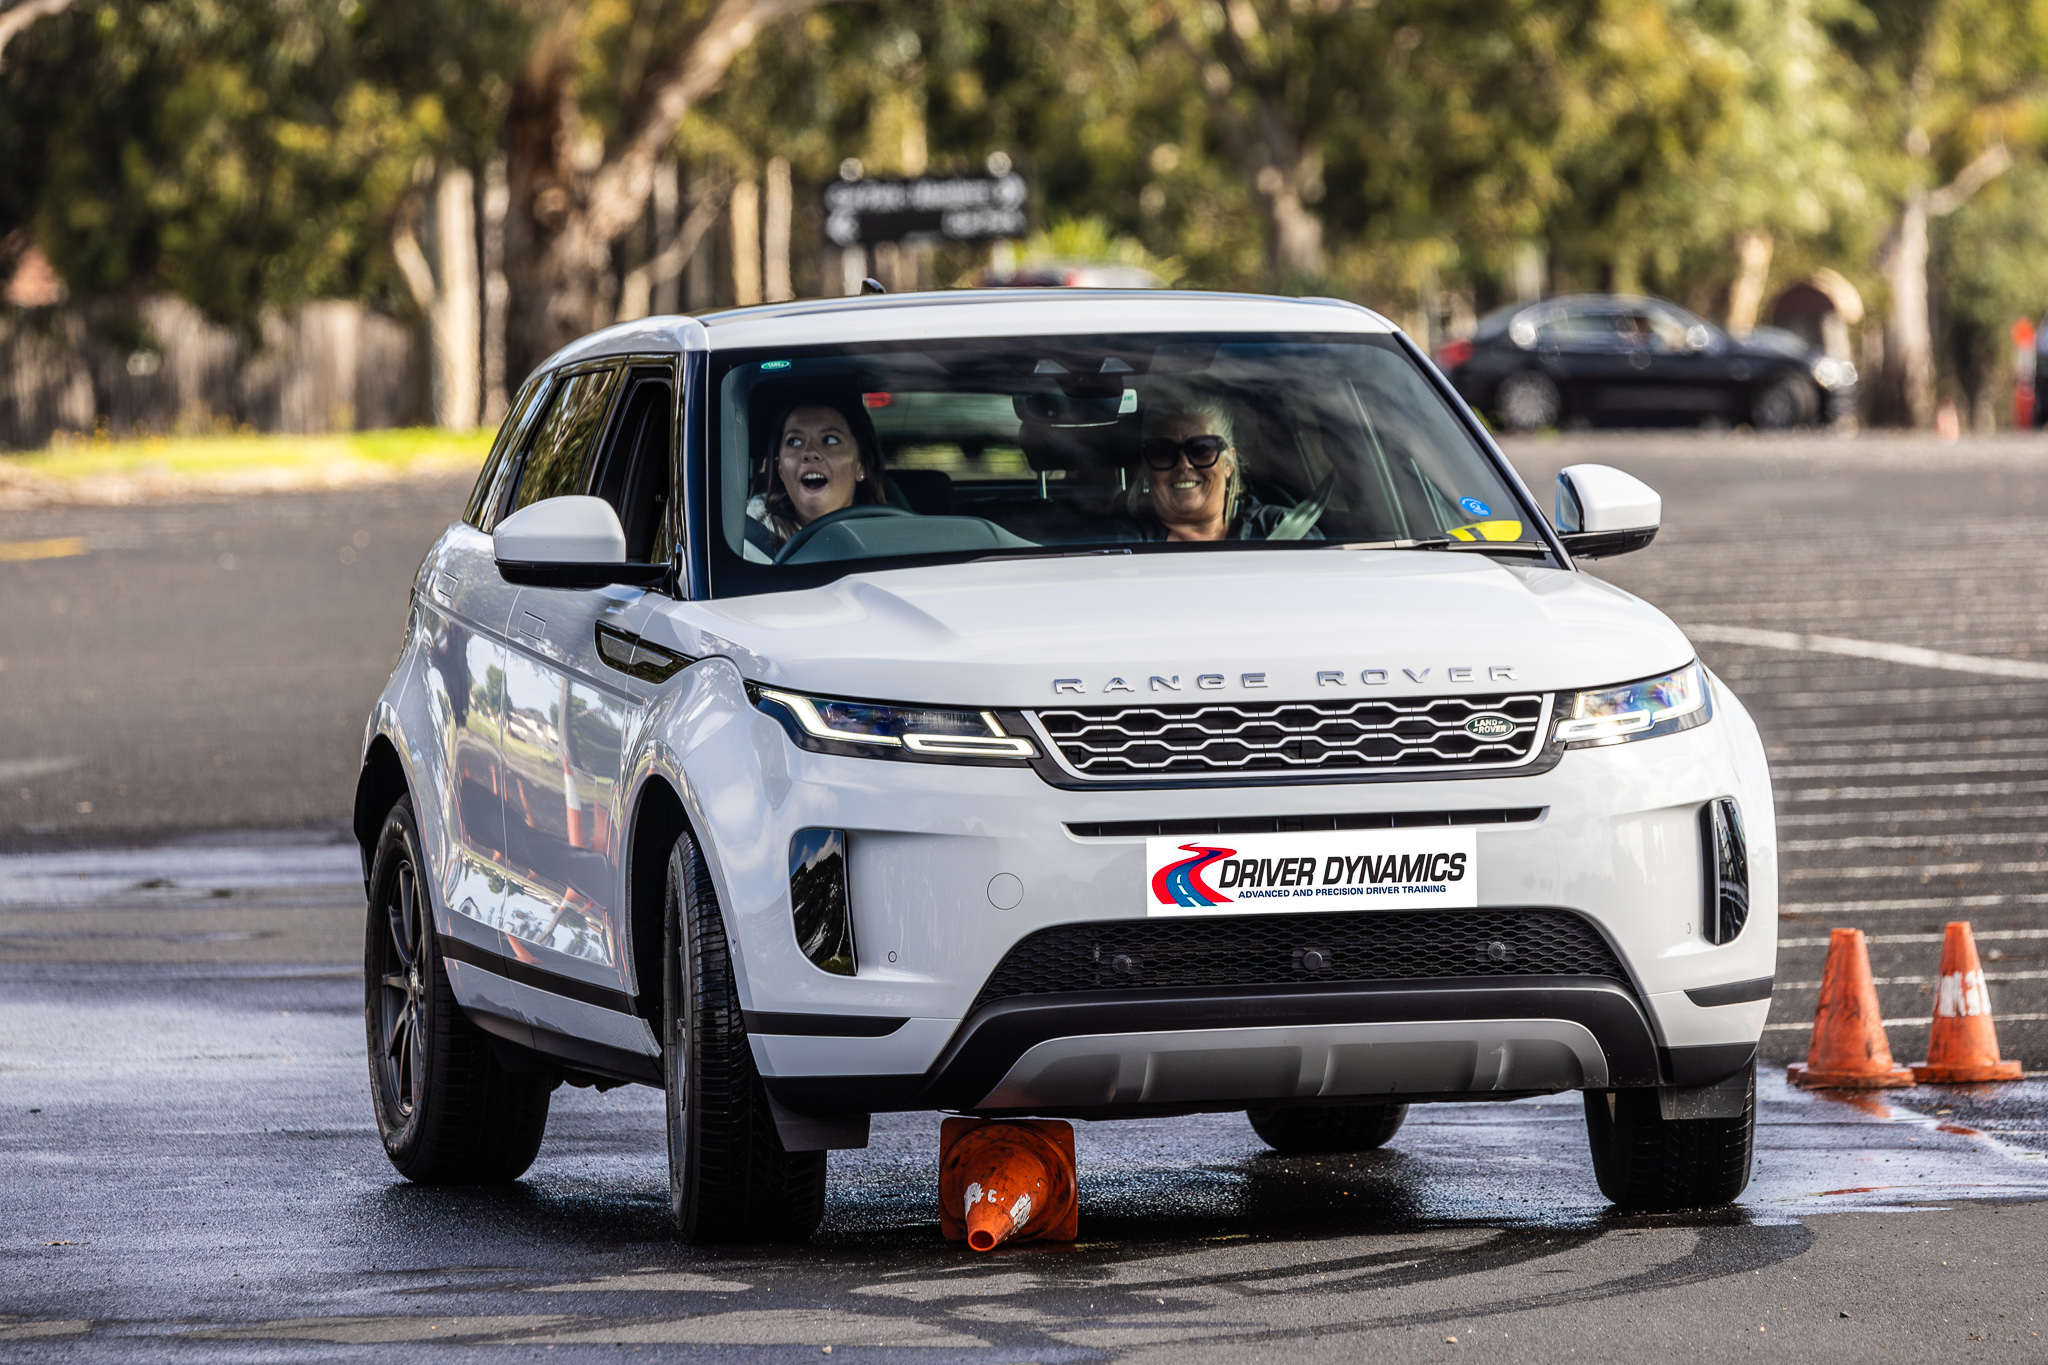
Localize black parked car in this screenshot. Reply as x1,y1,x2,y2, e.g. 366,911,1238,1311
1437,294,1856,432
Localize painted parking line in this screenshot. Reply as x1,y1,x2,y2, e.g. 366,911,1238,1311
1690,622,2048,681
1780,928,2048,948
0,536,88,562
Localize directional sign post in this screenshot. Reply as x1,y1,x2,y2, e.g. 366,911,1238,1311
823,172,1028,248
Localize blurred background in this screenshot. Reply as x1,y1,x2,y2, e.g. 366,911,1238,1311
6,0,2048,445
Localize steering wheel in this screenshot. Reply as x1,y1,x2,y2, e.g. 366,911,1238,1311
773,503,918,564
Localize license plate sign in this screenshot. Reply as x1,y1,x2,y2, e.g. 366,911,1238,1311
1144,829,1477,917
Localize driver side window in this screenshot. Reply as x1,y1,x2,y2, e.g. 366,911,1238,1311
506,366,625,516
586,369,677,565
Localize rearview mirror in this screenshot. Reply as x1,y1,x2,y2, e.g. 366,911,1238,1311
493,495,667,589
1554,464,1660,559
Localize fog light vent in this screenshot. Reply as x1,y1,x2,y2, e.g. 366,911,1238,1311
1700,798,1750,945
789,828,855,976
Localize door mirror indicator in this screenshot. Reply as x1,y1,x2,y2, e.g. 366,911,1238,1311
1555,464,1660,559
493,495,668,589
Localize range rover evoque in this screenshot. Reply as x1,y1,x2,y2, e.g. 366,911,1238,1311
355,290,1775,1239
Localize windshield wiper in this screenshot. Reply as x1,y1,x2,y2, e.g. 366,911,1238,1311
1326,536,1552,556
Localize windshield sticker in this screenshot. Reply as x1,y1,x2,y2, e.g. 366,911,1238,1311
1448,519,1526,543
759,359,791,370
1458,496,1493,518
1146,830,1477,916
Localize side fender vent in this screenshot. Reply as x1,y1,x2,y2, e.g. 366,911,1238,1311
790,828,856,976
1700,798,1749,945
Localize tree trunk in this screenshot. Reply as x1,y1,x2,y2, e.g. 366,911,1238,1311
1877,193,1934,429
763,157,793,302
428,167,480,430
1725,230,1773,339
1255,147,1324,280
729,178,761,307
499,0,821,383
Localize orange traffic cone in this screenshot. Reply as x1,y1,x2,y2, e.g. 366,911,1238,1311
938,1117,1078,1250
1911,922,2024,1083
1787,927,1916,1089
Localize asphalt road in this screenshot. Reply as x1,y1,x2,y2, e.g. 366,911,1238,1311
6,432,2048,1360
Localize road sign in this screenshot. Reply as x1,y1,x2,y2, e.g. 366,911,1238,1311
823,173,1028,248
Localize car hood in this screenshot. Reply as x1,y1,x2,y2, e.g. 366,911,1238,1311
656,551,1695,708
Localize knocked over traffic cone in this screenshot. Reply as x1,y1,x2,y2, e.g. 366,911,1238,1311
938,1117,1077,1250
1787,927,1916,1089
1911,922,2024,1083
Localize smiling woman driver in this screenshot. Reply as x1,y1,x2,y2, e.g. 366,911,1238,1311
747,398,890,554
1121,397,1301,542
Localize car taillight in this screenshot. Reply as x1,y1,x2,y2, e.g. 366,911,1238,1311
1435,338,1473,370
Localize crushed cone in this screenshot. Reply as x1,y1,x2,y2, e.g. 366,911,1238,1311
938,1117,1077,1250
1787,927,1915,1089
1911,922,2024,1083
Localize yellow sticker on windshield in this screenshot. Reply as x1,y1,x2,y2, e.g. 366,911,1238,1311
1448,519,1525,542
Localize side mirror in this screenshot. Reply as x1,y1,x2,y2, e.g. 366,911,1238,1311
1555,464,1659,559
493,495,667,589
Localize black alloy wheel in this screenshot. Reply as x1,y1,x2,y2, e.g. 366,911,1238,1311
664,827,827,1242
364,797,553,1182
1247,1102,1409,1154
1751,374,1817,430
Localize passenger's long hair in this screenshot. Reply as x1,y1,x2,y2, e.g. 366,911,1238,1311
760,395,888,539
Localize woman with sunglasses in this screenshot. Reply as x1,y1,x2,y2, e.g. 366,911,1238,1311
1122,399,1307,542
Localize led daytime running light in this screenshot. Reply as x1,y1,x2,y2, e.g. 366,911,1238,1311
759,689,1037,758
1555,663,1707,742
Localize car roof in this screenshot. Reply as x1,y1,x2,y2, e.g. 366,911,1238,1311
533,289,1400,372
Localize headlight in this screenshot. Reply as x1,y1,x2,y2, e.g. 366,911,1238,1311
755,687,1037,762
1555,661,1711,745
1811,357,1857,391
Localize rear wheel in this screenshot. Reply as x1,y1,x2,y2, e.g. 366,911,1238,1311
1247,1103,1408,1154
1583,1064,1755,1210
364,797,552,1182
1751,374,1817,429
1495,371,1562,432
664,827,827,1242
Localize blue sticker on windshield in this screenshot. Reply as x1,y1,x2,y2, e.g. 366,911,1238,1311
1458,497,1492,518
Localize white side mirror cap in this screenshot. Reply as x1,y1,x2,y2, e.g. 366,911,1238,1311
494,495,627,566
1555,464,1660,558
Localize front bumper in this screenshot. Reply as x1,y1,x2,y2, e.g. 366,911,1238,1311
688,673,1775,1110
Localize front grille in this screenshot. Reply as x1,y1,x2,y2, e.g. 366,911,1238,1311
1034,692,1546,780
1065,807,1544,839
970,909,1625,1013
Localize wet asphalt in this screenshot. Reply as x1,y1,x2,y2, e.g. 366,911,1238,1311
5,433,2048,1359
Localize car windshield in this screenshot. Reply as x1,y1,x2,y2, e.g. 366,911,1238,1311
709,331,1542,593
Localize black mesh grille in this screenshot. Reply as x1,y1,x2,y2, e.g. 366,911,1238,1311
970,909,1626,1012
1034,692,1546,779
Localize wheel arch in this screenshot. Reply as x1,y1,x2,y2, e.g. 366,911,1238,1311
626,772,689,1025
353,733,412,892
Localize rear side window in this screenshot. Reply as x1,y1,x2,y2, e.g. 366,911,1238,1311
509,367,625,513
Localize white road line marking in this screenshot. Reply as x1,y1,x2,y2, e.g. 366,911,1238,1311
1690,622,2048,680
1780,928,2048,947
1777,759,2048,779
1776,971,2048,989
1785,861,2048,881
1778,807,2048,828
1762,1015,2048,1031
0,756,82,783
1785,780,2048,802
1780,894,2041,914
1782,833,2048,852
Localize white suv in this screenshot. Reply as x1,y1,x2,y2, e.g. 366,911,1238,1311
355,290,1774,1239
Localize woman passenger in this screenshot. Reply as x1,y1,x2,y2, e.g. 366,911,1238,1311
746,399,889,555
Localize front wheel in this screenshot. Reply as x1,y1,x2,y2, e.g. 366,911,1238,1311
1751,375,1817,430
664,827,827,1242
1247,1103,1408,1154
364,797,552,1182
1583,1064,1755,1210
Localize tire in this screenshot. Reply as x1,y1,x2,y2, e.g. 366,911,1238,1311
1247,1103,1408,1155
1495,370,1562,432
365,797,552,1182
664,827,827,1242
1583,1064,1755,1210
1751,374,1817,430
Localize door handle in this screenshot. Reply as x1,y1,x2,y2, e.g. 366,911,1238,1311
431,572,460,605
518,611,547,639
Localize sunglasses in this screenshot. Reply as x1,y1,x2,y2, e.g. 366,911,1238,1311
1141,435,1230,470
